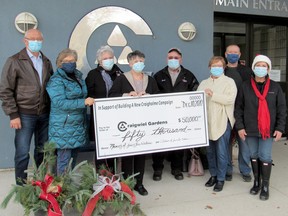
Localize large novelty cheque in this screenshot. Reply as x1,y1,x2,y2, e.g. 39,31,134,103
93,91,209,159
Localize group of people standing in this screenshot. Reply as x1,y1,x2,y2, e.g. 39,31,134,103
200,45,286,201
0,29,286,201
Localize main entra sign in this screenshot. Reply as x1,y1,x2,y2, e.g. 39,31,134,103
93,91,209,159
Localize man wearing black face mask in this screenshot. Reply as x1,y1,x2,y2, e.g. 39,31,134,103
0,29,53,185
224,44,253,182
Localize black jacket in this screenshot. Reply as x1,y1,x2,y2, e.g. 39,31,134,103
109,72,159,97
85,64,123,140
85,64,123,98
225,64,253,91
234,78,287,136
153,66,199,93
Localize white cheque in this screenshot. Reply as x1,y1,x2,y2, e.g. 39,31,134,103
93,91,209,159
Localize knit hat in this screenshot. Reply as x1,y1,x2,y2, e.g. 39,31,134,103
252,55,272,71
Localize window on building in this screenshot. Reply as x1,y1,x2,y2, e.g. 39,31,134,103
253,24,287,82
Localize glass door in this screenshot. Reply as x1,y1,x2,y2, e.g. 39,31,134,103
214,14,288,135
213,21,248,65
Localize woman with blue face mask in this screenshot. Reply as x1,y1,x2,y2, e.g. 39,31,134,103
197,56,237,192
109,50,159,196
46,48,95,175
109,50,159,98
234,55,286,200
85,45,123,171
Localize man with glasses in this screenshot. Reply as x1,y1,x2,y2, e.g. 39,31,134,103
0,29,53,185
152,48,199,181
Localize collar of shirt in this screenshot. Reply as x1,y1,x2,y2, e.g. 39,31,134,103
26,48,43,85
168,66,181,74
26,48,42,60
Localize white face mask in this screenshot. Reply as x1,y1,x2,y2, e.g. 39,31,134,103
102,59,114,71
168,59,180,69
253,66,268,78
210,67,224,77
28,40,42,52
132,62,145,73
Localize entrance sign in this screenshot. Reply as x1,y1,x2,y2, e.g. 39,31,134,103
93,91,209,159
214,0,288,18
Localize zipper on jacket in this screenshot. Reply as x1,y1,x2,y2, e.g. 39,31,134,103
63,114,70,127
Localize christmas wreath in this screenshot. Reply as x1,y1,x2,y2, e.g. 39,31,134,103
81,168,145,216
1,143,145,216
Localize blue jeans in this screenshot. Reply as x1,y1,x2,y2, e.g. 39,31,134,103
245,137,273,163
14,113,49,184
57,149,78,175
206,122,231,181
237,135,251,175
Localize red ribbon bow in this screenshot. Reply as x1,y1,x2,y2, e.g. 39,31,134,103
82,173,136,216
32,174,63,216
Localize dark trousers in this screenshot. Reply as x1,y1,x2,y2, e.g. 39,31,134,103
122,154,146,186
14,113,49,185
152,150,183,171
95,158,115,172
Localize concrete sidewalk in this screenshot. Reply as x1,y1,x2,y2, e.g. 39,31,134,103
1,141,288,216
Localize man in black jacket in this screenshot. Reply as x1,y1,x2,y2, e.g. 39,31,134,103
152,48,199,181
0,29,53,185
224,44,253,182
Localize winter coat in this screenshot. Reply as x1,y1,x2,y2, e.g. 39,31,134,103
46,68,88,149
234,78,286,137
0,48,53,119
85,64,123,98
85,64,123,140
109,71,159,97
153,66,199,93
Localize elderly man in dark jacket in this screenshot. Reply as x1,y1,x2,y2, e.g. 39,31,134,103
152,48,199,181
0,29,53,185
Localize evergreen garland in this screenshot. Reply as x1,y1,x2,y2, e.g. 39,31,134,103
0,142,91,215
1,143,146,216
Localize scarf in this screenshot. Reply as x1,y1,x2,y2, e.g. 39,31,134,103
250,77,271,139
101,70,113,97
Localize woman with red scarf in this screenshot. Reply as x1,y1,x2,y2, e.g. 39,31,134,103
235,55,286,201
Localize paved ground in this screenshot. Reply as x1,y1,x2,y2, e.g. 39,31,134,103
1,140,288,216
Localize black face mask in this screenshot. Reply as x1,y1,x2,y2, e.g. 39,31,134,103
61,62,76,73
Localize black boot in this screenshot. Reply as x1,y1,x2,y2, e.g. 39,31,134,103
260,161,272,201
250,158,261,195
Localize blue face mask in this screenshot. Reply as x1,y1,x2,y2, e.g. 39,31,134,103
62,62,76,73
132,62,145,73
102,59,114,71
168,59,180,69
28,40,42,53
210,67,224,77
226,53,239,64
253,67,268,78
